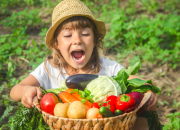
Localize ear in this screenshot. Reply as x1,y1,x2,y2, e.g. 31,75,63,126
55,42,59,50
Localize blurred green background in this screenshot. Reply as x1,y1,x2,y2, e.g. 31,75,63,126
0,0,180,129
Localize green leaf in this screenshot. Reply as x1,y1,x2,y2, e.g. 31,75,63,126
114,71,129,84
116,68,126,77
70,89,78,94
81,99,86,104
130,85,152,93
128,78,148,87
15,46,22,55
84,88,91,96
32,40,37,47
126,62,141,75
118,80,127,94
128,78,161,94
172,118,180,129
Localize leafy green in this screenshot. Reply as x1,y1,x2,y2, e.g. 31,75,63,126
86,76,122,102
8,103,50,130
46,88,67,95
113,62,161,94
163,112,180,130
126,62,141,75
128,78,161,94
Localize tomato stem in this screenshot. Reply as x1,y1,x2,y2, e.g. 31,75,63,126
120,94,130,102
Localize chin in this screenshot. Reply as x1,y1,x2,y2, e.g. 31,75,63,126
72,65,85,70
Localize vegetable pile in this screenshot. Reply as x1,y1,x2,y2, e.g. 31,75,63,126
41,88,142,119
39,62,161,119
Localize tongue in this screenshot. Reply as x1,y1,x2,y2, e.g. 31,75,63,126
72,51,84,58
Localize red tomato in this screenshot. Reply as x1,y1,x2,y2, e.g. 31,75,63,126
40,93,59,115
91,102,100,109
115,94,136,113
106,95,117,105
102,102,116,113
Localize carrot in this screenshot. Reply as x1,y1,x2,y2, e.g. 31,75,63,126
65,88,74,94
58,91,90,111
84,104,91,111
58,91,79,103
65,88,92,107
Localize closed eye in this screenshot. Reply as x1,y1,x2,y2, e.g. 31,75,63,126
64,35,71,37
82,34,89,36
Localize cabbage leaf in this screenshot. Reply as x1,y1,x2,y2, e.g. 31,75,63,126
86,76,122,102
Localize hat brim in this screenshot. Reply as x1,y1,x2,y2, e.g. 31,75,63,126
45,14,106,49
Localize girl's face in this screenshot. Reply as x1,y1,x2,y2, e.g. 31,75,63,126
56,27,95,71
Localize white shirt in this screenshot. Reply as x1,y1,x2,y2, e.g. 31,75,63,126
30,57,124,90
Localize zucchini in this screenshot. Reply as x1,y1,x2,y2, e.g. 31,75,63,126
65,74,98,90
114,109,123,116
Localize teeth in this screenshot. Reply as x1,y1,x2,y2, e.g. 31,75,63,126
72,55,85,61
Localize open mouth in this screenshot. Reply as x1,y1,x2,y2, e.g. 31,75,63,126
71,50,85,63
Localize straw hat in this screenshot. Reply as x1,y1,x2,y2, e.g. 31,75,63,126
45,0,106,49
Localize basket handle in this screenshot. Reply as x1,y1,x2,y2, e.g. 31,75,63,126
136,91,151,112
33,96,42,113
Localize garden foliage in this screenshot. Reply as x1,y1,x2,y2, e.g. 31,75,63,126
0,0,180,129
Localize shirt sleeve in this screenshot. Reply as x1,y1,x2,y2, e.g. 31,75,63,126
100,57,124,77
30,62,50,90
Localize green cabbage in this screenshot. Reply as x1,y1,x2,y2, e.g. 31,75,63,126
86,76,122,102
59,79,68,90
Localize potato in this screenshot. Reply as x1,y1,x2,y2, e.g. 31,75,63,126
54,103,70,118
67,101,86,119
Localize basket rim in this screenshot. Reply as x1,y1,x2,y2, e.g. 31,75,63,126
41,108,137,121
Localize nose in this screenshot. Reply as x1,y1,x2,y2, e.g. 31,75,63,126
72,33,81,45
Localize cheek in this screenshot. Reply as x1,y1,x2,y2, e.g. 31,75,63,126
86,38,95,48
59,46,69,58
57,40,70,53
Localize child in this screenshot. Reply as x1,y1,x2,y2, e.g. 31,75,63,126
10,0,157,111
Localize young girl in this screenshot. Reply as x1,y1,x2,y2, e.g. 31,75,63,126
10,0,157,111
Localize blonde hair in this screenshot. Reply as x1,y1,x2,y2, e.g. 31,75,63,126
44,16,104,76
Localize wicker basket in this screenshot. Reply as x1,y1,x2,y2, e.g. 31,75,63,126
33,92,151,130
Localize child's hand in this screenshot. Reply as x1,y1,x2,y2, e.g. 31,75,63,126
146,90,158,111
21,86,42,108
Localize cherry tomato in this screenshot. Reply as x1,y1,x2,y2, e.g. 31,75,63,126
91,102,100,109
106,95,117,106
102,102,116,113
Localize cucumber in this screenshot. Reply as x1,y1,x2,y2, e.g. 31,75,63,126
114,109,123,116
65,74,98,90
99,107,114,117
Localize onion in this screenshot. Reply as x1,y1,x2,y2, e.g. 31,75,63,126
129,91,144,106
129,91,146,114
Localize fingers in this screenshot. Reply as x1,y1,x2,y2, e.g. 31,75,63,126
146,91,158,111
21,96,32,108
36,87,42,99
149,99,158,111
21,86,42,108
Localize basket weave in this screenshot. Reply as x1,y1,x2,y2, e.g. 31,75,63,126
33,92,151,130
